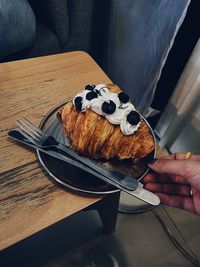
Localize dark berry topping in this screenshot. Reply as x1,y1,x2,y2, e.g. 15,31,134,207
95,90,102,96
86,91,98,101
74,96,82,111
75,103,82,112
74,96,82,104
118,92,129,103
85,84,95,91
127,111,140,125
102,100,116,114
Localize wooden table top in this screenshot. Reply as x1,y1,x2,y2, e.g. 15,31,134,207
0,51,112,250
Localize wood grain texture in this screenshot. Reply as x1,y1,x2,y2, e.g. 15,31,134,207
0,161,100,250
0,51,111,173
0,51,166,250
0,52,111,250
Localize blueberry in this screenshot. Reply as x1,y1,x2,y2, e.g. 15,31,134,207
75,103,82,112
85,84,95,91
127,111,140,125
74,96,82,104
74,96,82,111
118,92,129,103
102,100,116,114
86,91,98,101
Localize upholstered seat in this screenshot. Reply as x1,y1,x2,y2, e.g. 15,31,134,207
0,0,108,63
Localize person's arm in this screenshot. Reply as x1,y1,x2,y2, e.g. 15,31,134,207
0,0,36,60
143,153,200,215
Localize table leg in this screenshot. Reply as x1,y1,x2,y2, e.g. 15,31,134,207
84,192,120,234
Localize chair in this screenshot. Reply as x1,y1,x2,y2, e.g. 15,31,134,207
0,0,109,63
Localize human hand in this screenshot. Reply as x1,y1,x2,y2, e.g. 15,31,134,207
143,153,200,215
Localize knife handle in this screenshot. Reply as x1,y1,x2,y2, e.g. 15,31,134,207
126,183,160,206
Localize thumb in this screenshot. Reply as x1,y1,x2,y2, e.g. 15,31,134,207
148,159,200,181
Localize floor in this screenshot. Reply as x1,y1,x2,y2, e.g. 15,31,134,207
1,199,200,267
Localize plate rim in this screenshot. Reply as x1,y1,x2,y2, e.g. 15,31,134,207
36,101,157,195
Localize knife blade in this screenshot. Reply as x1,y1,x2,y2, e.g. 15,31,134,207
8,130,160,205
9,129,139,191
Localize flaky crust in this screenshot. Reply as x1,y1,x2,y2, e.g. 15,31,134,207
60,84,154,160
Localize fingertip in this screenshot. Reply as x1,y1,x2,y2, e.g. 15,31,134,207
148,158,158,165
142,173,155,183
148,158,158,169
148,159,158,170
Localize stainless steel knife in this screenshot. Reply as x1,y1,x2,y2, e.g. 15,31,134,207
8,130,160,206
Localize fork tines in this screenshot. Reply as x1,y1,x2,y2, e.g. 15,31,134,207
16,117,42,142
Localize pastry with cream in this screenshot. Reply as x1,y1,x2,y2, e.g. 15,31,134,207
60,84,154,160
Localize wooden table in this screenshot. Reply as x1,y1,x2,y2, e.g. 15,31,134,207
0,52,120,250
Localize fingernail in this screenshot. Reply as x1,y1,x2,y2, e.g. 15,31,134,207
148,158,158,165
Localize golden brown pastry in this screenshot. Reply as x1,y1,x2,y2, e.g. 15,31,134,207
60,84,154,160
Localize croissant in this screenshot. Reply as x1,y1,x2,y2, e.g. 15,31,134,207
60,84,154,160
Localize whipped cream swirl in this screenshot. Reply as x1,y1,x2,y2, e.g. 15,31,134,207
73,84,141,135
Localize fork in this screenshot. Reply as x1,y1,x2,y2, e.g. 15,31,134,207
16,117,139,191
13,117,161,205
16,117,62,150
